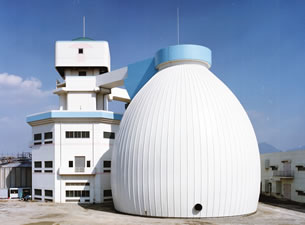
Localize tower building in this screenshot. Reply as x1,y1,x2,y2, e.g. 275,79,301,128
27,37,129,203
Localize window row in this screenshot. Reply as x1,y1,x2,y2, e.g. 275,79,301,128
34,189,53,197
66,131,90,139
34,132,53,140
34,161,53,168
66,190,90,198
34,132,53,145
69,159,91,168
34,131,115,142
65,131,115,139
34,161,53,173
66,182,90,186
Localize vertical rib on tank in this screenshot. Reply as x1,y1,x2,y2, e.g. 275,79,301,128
111,45,260,218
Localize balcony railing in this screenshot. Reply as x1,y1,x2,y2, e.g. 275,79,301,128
273,170,294,178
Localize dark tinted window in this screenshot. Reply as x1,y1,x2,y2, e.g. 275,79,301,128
78,48,83,54
75,190,81,197
45,161,53,168
99,67,108,74
34,161,42,168
74,131,81,138
104,190,112,197
87,161,90,167
103,132,115,139
69,161,73,168
44,132,52,139
34,189,42,196
34,133,42,141
66,131,73,138
82,190,90,197
66,131,89,138
66,190,73,197
78,71,86,76
82,131,90,138
45,190,53,197
103,161,111,168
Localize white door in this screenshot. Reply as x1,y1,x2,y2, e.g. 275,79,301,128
283,183,291,199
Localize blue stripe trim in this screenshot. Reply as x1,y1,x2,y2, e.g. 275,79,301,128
26,111,122,123
154,44,212,68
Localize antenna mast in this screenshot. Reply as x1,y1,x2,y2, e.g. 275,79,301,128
83,16,86,38
177,8,180,45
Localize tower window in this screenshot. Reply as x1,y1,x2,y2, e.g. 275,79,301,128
34,133,42,141
45,190,53,197
78,71,86,76
34,161,42,168
104,189,112,197
87,160,91,167
69,161,73,168
44,132,53,140
99,67,108,74
78,48,83,54
45,161,53,168
103,132,115,139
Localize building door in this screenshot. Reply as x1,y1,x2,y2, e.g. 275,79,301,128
283,183,291,199
75,156,85,172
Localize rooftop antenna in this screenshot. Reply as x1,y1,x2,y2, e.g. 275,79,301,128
83,16,86,38
177,8,180,45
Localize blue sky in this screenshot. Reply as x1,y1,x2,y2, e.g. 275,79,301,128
0,0,305,153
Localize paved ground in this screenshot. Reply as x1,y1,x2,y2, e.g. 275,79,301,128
0,200,304,225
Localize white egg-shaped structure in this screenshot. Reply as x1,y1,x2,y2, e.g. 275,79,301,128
111,45,260,218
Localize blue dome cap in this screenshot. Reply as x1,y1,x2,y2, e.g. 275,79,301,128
154,44,212,69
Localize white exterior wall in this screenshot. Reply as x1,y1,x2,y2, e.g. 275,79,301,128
32,124,56,201
59,94,67,110
31,121,119,203
67,92,97,111
65,76,97,90
112,64,260,217
96,93,104,110
261,150,305,203
55,41,110,70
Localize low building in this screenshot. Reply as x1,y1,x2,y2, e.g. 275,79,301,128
0,153,32,198
260,150,305,203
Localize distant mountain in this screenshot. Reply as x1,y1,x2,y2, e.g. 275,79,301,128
286,145,305,152
259,142,281,154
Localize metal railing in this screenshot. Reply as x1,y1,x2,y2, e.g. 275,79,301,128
75,167,85,172
273,170,294,177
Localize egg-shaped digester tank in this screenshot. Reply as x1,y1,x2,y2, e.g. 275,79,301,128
111,45,260,218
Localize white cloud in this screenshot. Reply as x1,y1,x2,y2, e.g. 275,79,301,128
0,116,11,123
0,73,52,103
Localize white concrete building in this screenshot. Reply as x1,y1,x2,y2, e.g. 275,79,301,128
27,39,260,218
261,150,305,203
27,37,130,203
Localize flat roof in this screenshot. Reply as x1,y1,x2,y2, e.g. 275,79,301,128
26,110,122,123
